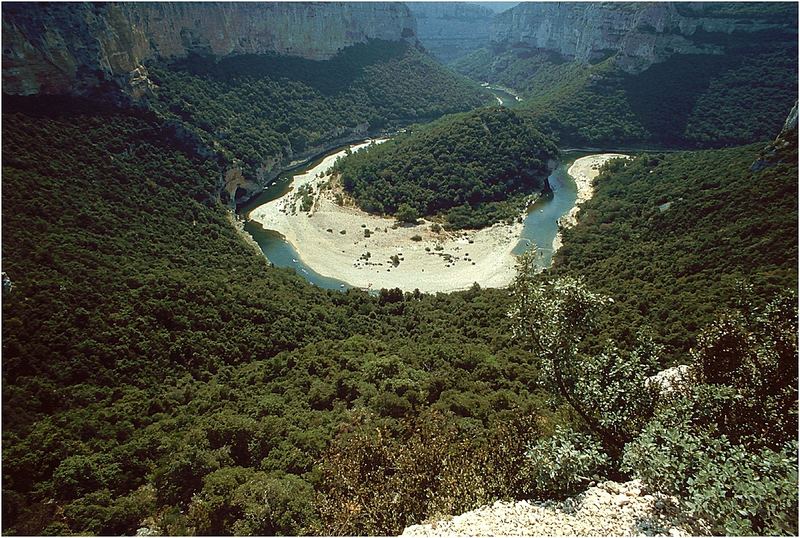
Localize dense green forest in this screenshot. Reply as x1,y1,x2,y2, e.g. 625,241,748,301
146,40,490,182
1,97,572,536
453,32,797,148
552,140,797,364
332,107,558,229
3,94,797,536
2,7,799,533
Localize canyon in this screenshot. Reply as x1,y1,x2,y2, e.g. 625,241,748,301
2,2,416,96
489,2,797,73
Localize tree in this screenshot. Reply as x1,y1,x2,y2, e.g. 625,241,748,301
396,203,419,225
622,291,798,535
508,252,660,462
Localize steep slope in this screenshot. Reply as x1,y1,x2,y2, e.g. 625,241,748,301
550,104,798,365
1,96,555,536
2,3,490,204
145,41,489,204
454,2,798,147
2,2,417,97
406,2,494,63
488,2,795,74
332,107,558,229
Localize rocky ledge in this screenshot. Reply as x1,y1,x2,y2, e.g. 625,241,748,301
402,480,704,537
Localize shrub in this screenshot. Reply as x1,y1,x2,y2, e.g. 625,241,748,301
396,203,419,224
521,426,611,499
315,411,540,535
624,422,798,536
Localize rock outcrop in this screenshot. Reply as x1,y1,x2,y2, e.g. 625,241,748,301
2,2,416,97
402,480,702,537
406,2,494,63
751,101,799,172
490,3,797,73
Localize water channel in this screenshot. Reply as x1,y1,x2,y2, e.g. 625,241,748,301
238,86,592,291
238,145,587,291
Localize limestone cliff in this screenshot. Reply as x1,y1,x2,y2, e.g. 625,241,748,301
406,2,494,63
490,2,797,73
2,2,416,97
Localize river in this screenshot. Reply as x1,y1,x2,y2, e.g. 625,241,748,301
237,140,589,291
487,86,521,107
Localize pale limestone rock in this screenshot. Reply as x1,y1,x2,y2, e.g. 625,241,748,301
2,2,416,97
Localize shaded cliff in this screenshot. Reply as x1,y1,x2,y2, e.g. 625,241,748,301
490,2,797,73
752,101,799,171
454,2,798,148
406,2,494,63
2,2,417,97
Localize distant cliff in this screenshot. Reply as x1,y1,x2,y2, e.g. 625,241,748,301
406,2,494,63
2,2,417,97
490,2,797,73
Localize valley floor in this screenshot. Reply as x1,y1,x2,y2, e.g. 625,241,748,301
249,146,626,293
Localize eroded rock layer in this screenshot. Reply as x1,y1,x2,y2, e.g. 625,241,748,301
490,2,797,72
2,2,416,96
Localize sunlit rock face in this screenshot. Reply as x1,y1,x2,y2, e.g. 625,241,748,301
490,2,797,73
2,2,417,96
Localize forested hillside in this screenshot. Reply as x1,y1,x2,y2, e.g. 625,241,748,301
551,141,798,365
2,2,798,535
454,11,797,148
146,41,489,185
332,107,558,228
1,97,569,536
3,96,796,536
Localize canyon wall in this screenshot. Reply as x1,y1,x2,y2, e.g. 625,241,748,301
406,2,494,63
490,2,797,72
2,2,417,96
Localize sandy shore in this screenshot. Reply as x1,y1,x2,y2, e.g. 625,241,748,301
552,153,629,252
249,140,525,293
249,146,628,293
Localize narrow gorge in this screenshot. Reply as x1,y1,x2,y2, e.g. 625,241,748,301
2,2,797,537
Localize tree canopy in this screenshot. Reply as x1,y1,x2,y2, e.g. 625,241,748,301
333,107,559,229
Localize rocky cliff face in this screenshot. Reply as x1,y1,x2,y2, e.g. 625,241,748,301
490,2,796,73
406,2,494,63
751,101,799,172
2,2,416,97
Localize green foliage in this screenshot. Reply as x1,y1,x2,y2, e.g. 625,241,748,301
690,291,798,449
185,468,317,535
507,255,797,534
509,264,661,458
523,426,610,498
454,33,797,148
315,410,542,535
3,26,798,537
147,41,488,181
625,423,798,536
2,97,565,535
552,146,798,365
396,203,419,224
333,107,558,228
622,292,798,536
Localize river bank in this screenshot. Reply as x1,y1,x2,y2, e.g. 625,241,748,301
248,140,525,293
246,145,627,293
552,154,629,253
